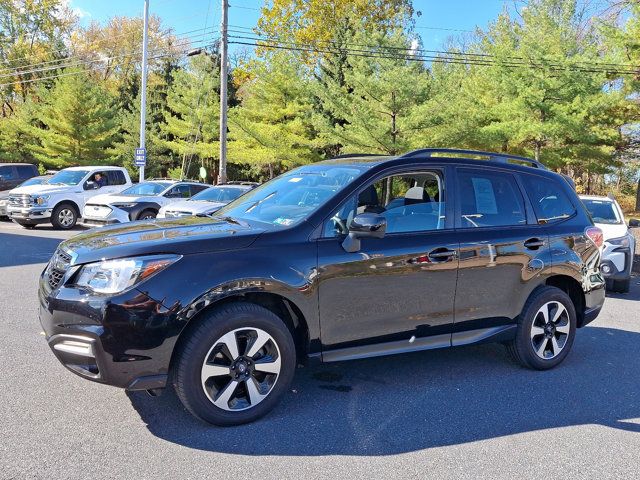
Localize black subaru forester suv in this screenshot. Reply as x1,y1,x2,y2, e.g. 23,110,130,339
40,149,605,426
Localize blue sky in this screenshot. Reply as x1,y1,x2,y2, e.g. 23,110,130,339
70,0,517,51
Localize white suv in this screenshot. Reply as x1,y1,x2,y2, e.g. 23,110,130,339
81,180,209,227
580,195,637,293
7,166,131,230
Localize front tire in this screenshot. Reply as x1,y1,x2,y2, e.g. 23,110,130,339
173,302,296,426
507,286,577,370
51,203,78,230
137,209,157,221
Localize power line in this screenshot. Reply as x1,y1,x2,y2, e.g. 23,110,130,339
227,32,640,74
0,28,218,79
228,37,640,75
0,25,218,76
0,40,219,89
226,24,640,71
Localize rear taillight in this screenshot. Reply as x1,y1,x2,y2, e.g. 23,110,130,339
585,226,603,248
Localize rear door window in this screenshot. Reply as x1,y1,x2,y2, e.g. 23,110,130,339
456,168,527,228
521,174,576,224
16,165,36,179
107,170,127,185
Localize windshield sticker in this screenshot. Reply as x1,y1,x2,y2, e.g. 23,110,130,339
274,217,295,226
471,177,498,215
288,177,303,183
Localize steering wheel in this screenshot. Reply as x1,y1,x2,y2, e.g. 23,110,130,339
331,215,348,234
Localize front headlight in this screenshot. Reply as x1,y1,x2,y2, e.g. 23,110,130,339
112,203,137,209
608,235,631,248
74,254,181,294
31,194,50,206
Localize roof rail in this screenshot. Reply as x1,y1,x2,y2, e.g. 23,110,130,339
401,148,547,170
332,153,388,159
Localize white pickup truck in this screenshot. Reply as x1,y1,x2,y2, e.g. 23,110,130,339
7,166,132,229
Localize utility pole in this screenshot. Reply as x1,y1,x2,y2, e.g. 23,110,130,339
218,0,229,184
139,0,150,182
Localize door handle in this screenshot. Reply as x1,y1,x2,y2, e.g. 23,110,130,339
524,238,545,249
428,248,457,261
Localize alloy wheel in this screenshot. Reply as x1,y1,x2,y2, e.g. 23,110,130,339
200,327,281,411
58,208,75,227
530,301,571,360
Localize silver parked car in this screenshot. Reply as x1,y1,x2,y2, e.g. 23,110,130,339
157,182,257,218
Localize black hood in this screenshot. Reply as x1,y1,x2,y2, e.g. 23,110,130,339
61,216,265,264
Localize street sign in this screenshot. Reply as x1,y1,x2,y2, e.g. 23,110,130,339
135,148,146,166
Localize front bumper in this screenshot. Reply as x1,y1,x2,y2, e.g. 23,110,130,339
81,206,129,227
600,244,633,281
39,272,181,391
8,206,52,224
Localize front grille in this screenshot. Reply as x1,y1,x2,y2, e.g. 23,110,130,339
8,194,33,208
47,249,73,290
83,204,112,218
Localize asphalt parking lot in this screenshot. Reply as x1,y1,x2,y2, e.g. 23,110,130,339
1,220,639,480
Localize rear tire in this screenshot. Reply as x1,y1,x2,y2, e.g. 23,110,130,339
51,203,78,230
507,286,576,370
173,302,296,426
611,278,630,294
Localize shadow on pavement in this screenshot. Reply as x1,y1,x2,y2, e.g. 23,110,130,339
128,323,640,455
0,232,63,267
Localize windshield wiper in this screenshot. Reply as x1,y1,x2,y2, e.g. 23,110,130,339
195,214,242,225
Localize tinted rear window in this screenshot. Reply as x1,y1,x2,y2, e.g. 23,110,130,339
457,169,527,228
521,175,576,224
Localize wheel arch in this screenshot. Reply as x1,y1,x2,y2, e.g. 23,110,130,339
544,275,586,327
169,288,313,377
53,199,81,215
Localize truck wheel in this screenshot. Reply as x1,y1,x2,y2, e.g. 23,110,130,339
506,286,576,370
173,302,296,426
137,209,157,221
612,278,630,294
51,203,78,230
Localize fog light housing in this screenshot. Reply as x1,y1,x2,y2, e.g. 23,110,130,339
601,264,611,274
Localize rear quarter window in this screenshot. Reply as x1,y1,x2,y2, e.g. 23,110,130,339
521,174,576,224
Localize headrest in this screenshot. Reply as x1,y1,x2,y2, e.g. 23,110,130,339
358,185,379,206
405,186,426,205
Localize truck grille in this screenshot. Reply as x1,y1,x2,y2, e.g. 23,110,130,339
8,194,33,207
47,249,73,290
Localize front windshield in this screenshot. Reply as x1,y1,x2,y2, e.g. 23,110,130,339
215,165,366,227
121,182,170,196
191,186,248,203
47,170,89,186
583,199,622,225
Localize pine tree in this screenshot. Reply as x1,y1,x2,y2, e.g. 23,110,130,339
31,69,119,168
315,27,431,155
229,52,320,178
161,54,220,181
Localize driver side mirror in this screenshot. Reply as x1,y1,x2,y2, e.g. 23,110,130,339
629,218,640,228
342,213,387,253
84,181,99,191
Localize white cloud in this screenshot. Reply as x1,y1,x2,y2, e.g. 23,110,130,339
61,0,91,19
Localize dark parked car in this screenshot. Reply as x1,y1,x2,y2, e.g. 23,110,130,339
39,149,605,426
0,164,39,217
